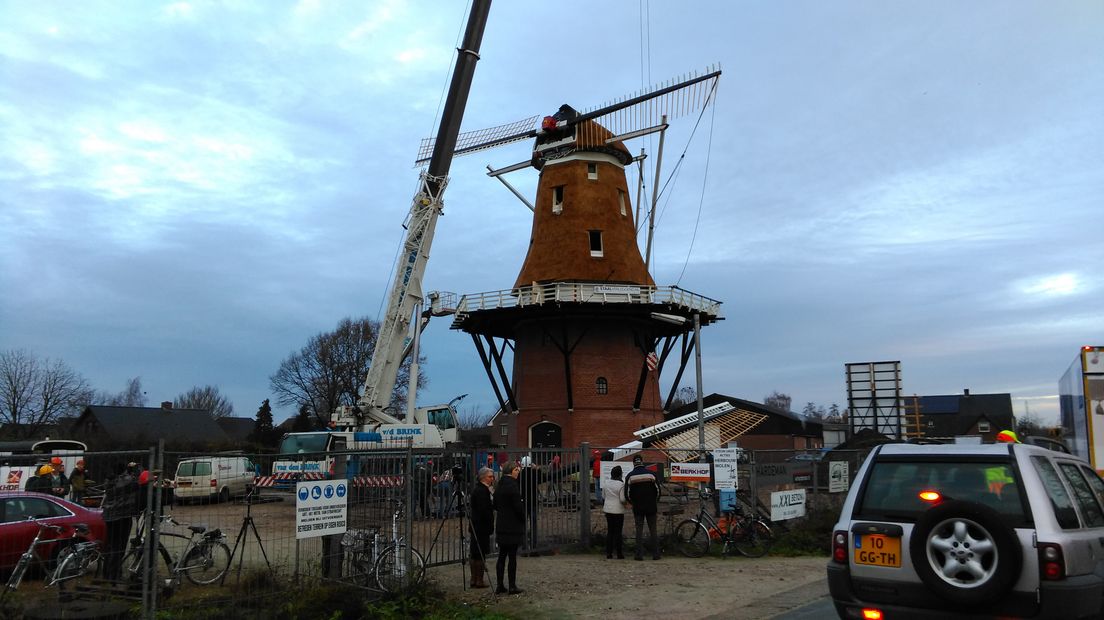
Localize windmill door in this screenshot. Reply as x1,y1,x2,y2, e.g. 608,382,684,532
531,422,562,448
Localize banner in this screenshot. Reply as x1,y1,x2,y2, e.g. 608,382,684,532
770,489,806,521
669,462,711,483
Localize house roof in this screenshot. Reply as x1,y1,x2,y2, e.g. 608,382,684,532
216,417,255,442
918,393,1014,437
73,406,232,445
667,393,824,438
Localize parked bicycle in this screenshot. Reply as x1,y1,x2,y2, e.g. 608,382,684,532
341,499,426,593
3,518,101,598
121,514,231,588
673,490,774,558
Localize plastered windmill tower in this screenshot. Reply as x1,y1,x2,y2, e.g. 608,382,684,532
444,69,724,449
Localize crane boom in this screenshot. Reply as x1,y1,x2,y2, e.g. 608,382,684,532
353,0,491,427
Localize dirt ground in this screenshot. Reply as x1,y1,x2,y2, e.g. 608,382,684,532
431,553,830,620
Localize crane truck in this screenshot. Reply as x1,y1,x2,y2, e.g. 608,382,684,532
270,0,491,483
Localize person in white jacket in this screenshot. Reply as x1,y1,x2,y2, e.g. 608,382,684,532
602,465,627,559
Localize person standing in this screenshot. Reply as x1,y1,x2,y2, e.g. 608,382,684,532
591,450,602,505
517,456,544,550
100,462,140,581
603,465,627,559
437,465,454,519
624,455,661,561
493,461,525,595
26,464,54,493
468,466,495,589
69,459,88,503
48,457,70,498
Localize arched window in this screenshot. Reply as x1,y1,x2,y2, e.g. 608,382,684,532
596,377,608,395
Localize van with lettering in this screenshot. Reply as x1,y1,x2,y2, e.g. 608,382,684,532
827,442,1104,619
173,456,255,503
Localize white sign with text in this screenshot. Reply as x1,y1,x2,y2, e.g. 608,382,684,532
712,448,740,490
770,489,807,521
295,480,348,540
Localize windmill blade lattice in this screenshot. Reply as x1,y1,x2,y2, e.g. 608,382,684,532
414,64,721,167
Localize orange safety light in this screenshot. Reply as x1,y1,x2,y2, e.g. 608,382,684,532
918,490,942,502
862,608,883,620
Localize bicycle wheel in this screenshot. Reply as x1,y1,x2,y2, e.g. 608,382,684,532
120,543,174,583
181,541,231,585
732,519,773,558
673,519,710,558
374,544,425,593
52,543,101,588
344,550,374,587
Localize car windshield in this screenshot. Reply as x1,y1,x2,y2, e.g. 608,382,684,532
856,460,1027,524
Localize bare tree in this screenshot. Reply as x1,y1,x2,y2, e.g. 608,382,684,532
269,317,425,426
0,349,92,438
764,391,792,412
175,385,235,418
95,377,147,407
457,404,495,430
667,386,698,410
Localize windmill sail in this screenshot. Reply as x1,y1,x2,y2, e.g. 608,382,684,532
414,64,721,166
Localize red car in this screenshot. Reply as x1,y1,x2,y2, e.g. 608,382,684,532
0,492,106,574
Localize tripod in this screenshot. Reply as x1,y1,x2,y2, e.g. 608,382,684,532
221,487,272,585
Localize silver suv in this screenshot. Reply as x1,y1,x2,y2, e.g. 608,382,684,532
827,442,1104,619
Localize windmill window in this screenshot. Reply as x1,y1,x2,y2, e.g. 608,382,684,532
587,163,598,180
552,186,564,214
618,189,626,216
596,377,608,395
589,230,603,257
500,424,509,437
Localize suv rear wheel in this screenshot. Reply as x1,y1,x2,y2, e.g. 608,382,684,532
909,500,1022,605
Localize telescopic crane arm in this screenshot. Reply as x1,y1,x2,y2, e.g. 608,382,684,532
351,0,491,428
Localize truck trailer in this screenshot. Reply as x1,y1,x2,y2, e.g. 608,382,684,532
1059,345,1104,473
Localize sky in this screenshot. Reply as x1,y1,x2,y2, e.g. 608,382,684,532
2,0,1102,431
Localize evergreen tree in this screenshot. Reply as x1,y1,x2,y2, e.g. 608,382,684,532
291,403,313,433
251,398,274,445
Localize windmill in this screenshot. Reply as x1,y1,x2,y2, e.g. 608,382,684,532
428,66,726,450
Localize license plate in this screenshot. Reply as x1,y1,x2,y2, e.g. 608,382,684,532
177,481,192,487
854,534,901,567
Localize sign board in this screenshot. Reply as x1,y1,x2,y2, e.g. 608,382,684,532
1,467,29,491
295,480,348,540
668,462,711,483
828,461,850,493
754,462,812,487
712,448,740,490
594,285,641,295
770,489,806,521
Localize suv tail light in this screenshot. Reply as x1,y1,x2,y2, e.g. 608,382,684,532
832,530,848,564
1038,542,1065,580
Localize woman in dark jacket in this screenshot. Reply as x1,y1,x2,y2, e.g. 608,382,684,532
493,461,525,595
468,466,495,588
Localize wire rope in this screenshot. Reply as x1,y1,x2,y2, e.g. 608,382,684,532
675,90,718,287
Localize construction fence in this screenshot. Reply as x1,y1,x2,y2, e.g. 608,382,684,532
0,443,871,618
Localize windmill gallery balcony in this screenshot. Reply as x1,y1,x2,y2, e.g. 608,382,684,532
451,282,723,338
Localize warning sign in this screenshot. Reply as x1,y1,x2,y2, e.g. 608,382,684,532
295,480,348,540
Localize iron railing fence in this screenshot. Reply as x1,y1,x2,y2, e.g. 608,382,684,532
0,443,872,618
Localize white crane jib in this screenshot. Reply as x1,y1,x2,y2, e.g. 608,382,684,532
356,173,447,427
329,0,490,437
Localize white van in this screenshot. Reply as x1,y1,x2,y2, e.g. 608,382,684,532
173,456,255,503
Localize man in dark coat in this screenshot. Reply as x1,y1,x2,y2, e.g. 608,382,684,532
493,461,525,595
100,462,141,581
468,466,495,588
624,455,662,561
517,456,546,549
